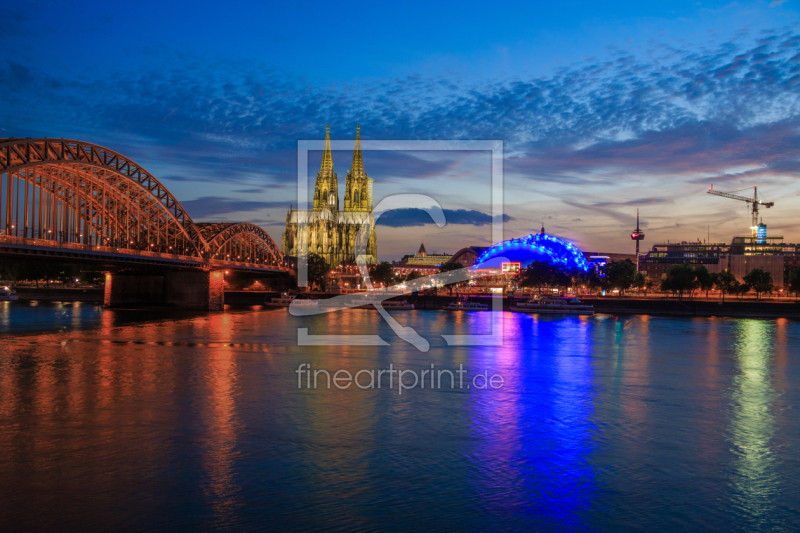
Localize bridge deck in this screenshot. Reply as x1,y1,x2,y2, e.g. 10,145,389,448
0,235,290,273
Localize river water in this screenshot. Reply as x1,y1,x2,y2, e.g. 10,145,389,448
1,301,799,532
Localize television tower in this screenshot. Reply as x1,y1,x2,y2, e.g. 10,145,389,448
631,209,645,256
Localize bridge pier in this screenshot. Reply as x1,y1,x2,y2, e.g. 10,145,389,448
164,270,225,310
104,269,225,310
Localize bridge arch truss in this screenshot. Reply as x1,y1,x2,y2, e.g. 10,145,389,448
197,222,283,266
0,138,283,267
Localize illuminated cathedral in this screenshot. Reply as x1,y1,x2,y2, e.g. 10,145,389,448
282,125,378,266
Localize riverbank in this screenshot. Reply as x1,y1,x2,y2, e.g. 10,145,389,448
15,287,104,302
225,292,800,318
11,288,800,319
579,296,800,319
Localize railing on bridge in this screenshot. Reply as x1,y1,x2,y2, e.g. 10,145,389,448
0,234,292,272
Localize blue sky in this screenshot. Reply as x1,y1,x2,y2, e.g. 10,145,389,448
2,0,799,259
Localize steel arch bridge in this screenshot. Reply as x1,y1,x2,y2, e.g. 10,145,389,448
197,222,282,264
0,138,285,272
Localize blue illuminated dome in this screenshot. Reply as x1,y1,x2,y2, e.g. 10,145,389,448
472,233,590,271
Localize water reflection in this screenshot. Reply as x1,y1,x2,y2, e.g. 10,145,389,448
468,313,597,529
200,313,241,527
728,320,779,529
0,301,9,330
1,308,800,531
468,316,525,516
0,301,105,336
619,316,651,431
544,317,595,529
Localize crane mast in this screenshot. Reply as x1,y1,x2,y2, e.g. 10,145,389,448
707,185,774,238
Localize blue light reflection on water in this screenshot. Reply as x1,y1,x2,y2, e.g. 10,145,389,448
1,306,800,531
0,300,104,335
466,314,597,530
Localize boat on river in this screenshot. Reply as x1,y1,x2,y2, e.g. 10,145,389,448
444,297,488,311
345,294,414,310
264,292,319,308
0,286,19,301
379,300,414,310
511,297,594,315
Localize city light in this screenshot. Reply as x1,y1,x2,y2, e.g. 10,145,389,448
0,8,798,533
474,232,591,272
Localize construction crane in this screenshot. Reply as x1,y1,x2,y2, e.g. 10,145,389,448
707,185,774,237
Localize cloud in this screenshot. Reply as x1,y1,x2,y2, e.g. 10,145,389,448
181,197,287,219
0,7,33,39
562,201,634,225
376,208,515,228
307,150,459,181
1,27,799,236
592,198,673,208
159,174,216,184
3,29,796,157
506,120,800,187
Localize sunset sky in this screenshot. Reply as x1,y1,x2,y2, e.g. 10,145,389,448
2,0,799,260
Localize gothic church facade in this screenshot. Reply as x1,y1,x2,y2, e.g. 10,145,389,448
282,125,378,266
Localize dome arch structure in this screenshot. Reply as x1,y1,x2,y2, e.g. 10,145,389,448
472,233,590,272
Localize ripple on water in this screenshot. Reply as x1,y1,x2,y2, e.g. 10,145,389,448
0,308,799,531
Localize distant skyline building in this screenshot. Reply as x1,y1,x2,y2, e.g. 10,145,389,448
398,243,453,267
639,234,799,288
450,247,488,267
282,125,377,266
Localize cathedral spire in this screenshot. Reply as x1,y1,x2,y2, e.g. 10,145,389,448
351,124,364,177
320,124,333,176
314,124,338,211
343,124,373,212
